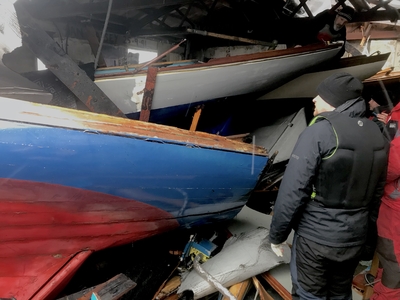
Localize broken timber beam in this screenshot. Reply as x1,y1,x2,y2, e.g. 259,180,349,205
139,67,158,122
252,276,274,300
189,105,203,132
57,273,136,300
14,2,126,118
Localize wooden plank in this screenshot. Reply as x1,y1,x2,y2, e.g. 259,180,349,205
186,29,277,47
252,276,274,300
153,276,181,300
95,274,136,300
96,60,197,72
260,272,292,300
57,274,136,300
139,67,158,122
152,258,181,300
189,105,203,131
164,294,180,300
222,279,252,300
363,252,380,299
360,23,372,47
14,2,126,118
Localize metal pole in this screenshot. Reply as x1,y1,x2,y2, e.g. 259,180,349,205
94,0,113,69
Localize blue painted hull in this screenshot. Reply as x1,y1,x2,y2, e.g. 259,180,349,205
0,121,266,225
0,97,269,299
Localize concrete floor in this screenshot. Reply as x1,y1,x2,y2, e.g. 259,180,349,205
228,205,364,300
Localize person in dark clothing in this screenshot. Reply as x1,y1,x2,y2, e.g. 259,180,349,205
365,90,397,139
269,72,388,300
367,98,390,130
312,6,354,44
290,6,355,57
371,101,400,299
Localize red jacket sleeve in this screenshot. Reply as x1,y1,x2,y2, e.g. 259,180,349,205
387,136,400,183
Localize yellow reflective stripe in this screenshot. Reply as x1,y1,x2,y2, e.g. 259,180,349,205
308,116,323,126
311,191,316,199
308,115,338,160
323,125,338,160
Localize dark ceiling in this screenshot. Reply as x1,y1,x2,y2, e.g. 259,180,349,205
16,0,400,51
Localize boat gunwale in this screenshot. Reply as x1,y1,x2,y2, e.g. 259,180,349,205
94,43,343,79
314,52,391,72
0,97,268,156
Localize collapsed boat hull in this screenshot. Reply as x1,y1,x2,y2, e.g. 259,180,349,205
0,97,268,299
95,44,343,116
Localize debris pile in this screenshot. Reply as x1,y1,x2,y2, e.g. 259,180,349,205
57,224,291,300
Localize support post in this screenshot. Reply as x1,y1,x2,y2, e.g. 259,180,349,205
139,67,158,122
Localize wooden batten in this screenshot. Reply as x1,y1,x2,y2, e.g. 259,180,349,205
222,279,253,300
57,273,136,300
260,272,292,300
189,105,204,131
252,276,274,300
153,276,181,300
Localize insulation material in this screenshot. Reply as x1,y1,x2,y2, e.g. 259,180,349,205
178,227,291,299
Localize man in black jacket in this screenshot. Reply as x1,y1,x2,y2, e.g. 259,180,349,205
289,6,355,57
269,72,388,299
308,6,354,45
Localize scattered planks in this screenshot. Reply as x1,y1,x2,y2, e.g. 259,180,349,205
252,276,274,300
223,279,253,300
154,276,181,300
260,272,292,300
57,273,136,300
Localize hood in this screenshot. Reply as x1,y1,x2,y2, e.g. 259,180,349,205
334,97,367,118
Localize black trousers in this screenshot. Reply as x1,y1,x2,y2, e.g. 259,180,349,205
376,236,400,289
290,234,363,300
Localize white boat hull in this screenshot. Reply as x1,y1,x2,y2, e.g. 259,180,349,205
95,45,343,116
258,53,390,100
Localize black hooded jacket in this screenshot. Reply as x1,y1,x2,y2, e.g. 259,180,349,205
289,10,347,56
269,98,388,247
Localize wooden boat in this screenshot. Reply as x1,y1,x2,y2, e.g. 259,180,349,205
94,43,343,121
364,68,400,86
0,96,269,299
362,70,400,107
258,52,390,100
